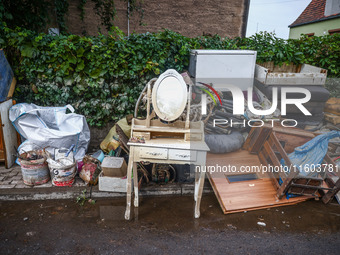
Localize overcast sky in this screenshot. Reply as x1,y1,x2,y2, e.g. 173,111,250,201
246,0,312,39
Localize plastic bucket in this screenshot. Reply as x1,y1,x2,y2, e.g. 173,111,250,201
48,158,77,187
19,154,50,186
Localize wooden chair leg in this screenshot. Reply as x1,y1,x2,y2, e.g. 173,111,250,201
277,170,298,199
322,179,340,204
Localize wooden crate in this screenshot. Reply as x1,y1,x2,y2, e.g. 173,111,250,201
244,125,340,203
255,62,327,86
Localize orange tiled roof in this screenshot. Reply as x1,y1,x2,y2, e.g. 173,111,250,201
289,0,340,28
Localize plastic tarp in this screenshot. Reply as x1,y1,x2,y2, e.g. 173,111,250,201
281,131,340,177
0,50,14,102
9,103,90,161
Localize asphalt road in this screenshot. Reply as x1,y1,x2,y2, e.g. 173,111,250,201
1,194,340,254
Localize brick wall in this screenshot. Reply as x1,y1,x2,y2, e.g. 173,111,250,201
65,0,249,38
63,0,249,151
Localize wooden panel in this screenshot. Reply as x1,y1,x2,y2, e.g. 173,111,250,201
263,142,287,181
324,113,340,125
207,151,309,214
258,151,268,166
132,131,151,140
258,149,280,190
244,127,272,154
7,78,16,99
0,149,4,161
325,97,340,116
0,100,18,168
269,133,293,167
259,62,299,73
133,118,203,133
272,126,315,138
184,132,202,141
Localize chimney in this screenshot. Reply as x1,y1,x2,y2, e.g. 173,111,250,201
324,0,340,16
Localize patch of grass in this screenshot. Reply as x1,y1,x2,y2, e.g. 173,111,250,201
76,189,96,206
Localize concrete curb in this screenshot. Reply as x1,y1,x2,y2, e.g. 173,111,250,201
1,165,213,201
0,183,213,201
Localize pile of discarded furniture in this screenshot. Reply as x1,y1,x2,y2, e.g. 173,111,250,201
2,46,340,220
207,125,340,214
187,50,340,214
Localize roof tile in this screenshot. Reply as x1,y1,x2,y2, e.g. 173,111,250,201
289,0,340,27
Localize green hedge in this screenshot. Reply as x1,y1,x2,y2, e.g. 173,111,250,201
0,24,339,126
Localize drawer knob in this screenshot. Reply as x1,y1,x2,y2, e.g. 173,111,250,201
147,152,161,156
176,154,189,158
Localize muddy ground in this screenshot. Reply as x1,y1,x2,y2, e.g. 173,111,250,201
1,194,340,254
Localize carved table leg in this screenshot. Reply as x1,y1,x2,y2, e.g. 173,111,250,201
194,165,199,202
133,162,139,207
194,155,206,218
125,147,134,220
194,169,205,218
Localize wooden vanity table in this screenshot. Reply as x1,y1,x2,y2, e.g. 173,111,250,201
124,69,209,220
125,137,209,220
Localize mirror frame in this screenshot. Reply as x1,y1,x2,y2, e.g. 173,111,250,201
152,69,188,121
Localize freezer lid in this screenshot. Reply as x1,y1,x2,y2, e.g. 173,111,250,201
190,49,257,55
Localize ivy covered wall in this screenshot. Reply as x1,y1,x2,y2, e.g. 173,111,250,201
0,24,339,126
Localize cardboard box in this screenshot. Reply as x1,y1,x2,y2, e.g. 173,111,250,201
101,157,127,177
99,157,130,193
98,173,132,193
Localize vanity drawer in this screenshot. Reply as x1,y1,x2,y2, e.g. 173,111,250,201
139,147,168,159
168,149,196,161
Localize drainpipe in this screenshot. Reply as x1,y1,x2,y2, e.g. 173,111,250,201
241,0,250,37
127,0,130,36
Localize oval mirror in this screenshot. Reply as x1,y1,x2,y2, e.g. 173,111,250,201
152,69,188,121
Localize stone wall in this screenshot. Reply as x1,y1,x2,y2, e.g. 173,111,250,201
88,122,115,152
65,0,249,38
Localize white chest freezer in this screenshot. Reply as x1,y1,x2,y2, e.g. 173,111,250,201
189,50,257,91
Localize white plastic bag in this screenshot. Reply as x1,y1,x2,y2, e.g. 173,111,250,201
9,103,90,160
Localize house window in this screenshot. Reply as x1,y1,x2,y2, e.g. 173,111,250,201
328,28,340,35
305,33,314,37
